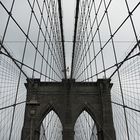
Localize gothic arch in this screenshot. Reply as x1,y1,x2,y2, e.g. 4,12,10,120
21,79,116,140
39,110,63,140
36,105,63,131
74,110,98,140
74,105,99,127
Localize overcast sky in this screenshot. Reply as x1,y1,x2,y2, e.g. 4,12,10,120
0,0,140,140
0,0,140,78
62,0,75,76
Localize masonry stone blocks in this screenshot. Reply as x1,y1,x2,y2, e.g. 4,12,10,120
21,78,116,140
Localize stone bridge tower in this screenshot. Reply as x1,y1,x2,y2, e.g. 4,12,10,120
21,78,116,140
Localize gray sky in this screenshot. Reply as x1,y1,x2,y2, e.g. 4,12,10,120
0,0,140,140
0,0,140,78
62,0,75,77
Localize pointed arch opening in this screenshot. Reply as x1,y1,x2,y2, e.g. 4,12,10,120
74,110,98,140
39,110,63,140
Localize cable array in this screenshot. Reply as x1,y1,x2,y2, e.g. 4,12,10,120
71,0,140,139
0,0,66,139
0,0,140,139
111,47,140,140
0,0,66,82
0,52,26,139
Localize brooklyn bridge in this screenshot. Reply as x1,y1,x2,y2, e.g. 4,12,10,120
0,0,140,139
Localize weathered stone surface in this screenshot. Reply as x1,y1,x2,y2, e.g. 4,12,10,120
21,78,116,140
